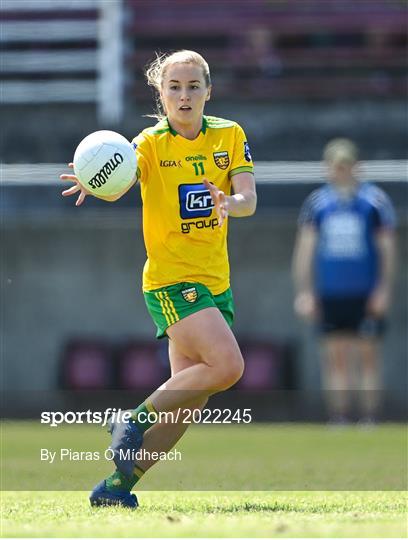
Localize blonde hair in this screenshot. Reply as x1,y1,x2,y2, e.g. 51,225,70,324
145,50,211,119
323,138,359,164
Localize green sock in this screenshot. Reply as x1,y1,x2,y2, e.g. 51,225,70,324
130,400,158,433
105,464,145,492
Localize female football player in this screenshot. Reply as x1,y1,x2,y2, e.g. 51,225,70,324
293,138,395,424
61,50,257,507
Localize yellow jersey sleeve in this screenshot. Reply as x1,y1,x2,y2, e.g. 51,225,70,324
132,132,152,184
229,124,254,178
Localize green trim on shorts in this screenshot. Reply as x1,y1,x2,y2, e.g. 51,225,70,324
144,282,234,339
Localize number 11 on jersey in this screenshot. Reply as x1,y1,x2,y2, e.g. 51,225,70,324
192,162,205,176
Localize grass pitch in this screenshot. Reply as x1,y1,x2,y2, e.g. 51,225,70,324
1,490,407,538
1,422,407,537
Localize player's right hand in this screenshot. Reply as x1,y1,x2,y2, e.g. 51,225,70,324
60,163,90,206
294,291,317,321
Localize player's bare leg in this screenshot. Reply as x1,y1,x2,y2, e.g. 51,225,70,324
356,337,381,422
321,335,352,423
135,339,208,472
128,308,243,472
92,307,244,504
148,307,244,409
108,307,243,474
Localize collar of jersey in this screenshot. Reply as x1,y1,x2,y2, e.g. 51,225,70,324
166,116,207,137
328,181,361,202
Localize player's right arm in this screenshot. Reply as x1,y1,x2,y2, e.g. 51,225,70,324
292,225,318,320
60,132,150,206
292,191,320,320
60,162,137,206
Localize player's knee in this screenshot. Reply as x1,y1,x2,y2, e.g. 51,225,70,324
213,352,244,391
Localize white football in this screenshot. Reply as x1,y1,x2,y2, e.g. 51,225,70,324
73,130,137,197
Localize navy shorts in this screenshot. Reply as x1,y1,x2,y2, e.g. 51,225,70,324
318,296,385,337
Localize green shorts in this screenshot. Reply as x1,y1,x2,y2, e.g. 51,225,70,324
144,282,234,339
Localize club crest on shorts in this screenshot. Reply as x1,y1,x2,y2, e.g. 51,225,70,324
213,151,230,170
181,287,198,303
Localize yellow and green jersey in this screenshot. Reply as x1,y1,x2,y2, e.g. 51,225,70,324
132,115,254,294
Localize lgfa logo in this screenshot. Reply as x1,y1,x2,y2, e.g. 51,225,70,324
160,160,181,167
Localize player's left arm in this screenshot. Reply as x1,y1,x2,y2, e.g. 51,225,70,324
229,172,257,216
203,172,257,227
368,228,396,316
367,188,397,316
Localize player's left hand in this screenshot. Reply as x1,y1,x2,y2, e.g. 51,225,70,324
294,291,318,321
203,179,229,227
367,285,390,317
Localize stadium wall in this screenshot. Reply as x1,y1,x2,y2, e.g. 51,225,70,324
2,179,407,415
1,100,407,163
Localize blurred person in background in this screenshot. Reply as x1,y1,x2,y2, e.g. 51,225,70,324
292,139,396,424
61,50,256,507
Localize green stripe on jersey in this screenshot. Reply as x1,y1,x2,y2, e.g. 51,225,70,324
205,116,236,128
146,127,170,135
145,119,170,135
230,166,254,177
208,124,235,130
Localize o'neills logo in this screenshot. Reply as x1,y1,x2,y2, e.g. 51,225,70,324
88,152,124,189
185,154,207,161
